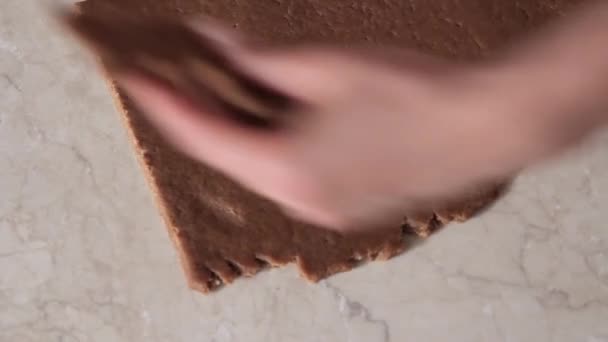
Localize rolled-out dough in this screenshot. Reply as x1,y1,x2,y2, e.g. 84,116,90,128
76,0,577,293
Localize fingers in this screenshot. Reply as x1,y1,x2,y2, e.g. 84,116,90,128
118,73,282,169
116,21,364,169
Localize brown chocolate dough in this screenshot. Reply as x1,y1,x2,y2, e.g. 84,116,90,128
76,0,579,293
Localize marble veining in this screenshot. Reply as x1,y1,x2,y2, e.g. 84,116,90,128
2,1,608,341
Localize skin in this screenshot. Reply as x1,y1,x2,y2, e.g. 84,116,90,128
117,1,608,229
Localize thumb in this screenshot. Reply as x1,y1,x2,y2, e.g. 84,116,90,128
189,20,357,105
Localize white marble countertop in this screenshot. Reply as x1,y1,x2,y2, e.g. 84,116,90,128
3,1,608,341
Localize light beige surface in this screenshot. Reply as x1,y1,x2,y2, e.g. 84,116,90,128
2,1,608,341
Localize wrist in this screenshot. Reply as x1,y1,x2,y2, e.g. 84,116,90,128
434,62,547,180
487,49,608,166
492,2,608,159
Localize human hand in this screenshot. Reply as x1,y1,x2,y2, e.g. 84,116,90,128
117,24,532,229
